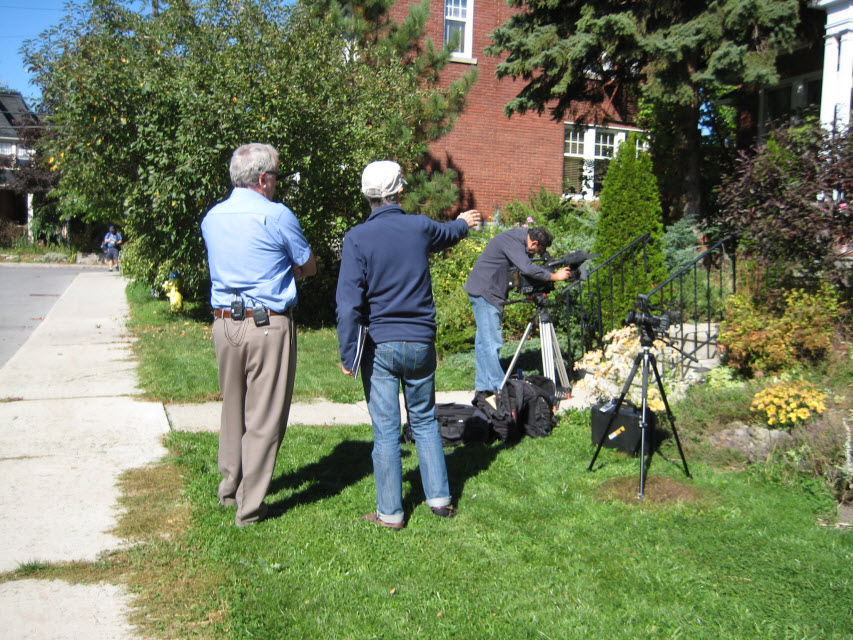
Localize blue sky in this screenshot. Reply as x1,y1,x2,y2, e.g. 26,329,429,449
0,0,66,106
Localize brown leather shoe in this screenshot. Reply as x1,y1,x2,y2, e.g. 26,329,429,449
362,513,405,530
431,505,457,518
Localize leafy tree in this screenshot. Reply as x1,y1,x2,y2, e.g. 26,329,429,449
23,0,474,317
593,133,667,324
487,0,809,221
721,122,853,291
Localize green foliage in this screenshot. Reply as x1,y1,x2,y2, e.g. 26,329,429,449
24,0,475,311
720,122,853,289
719,284,841,377
593,134,667,323
487,0,805,218
662,214,701,273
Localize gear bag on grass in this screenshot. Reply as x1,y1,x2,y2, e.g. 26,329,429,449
518,375,558,438
402,403,491,447
472,381,525,442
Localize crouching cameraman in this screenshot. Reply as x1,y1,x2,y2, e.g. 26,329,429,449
465,227,571,393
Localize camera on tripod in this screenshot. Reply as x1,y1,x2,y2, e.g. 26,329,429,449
507,250,598,297
624,295,674,337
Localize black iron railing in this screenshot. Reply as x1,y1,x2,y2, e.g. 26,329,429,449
646,237,736,379
561,235,737,380
560,233,653,368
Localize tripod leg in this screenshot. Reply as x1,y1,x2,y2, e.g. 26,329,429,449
539,319,556,386
500,318,535,392
638,351,651,499
545,321,571,389
648,354,692,479
587,353,641,472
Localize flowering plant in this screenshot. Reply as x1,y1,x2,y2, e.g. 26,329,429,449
572,326,676,412
750,380,826,428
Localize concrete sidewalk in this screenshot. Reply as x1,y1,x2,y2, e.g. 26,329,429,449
0,270,168,639
0,268,481,639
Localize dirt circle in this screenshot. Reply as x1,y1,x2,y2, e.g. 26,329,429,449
595,474,705,505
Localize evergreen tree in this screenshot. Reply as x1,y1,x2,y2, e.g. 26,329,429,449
487,0,813,221
593,134,667,327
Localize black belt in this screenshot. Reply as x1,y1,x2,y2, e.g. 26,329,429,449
214,308,286,319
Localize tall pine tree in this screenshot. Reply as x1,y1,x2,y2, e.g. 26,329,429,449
487,0,812,221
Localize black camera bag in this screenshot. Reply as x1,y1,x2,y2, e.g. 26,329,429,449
516,375,558,438
402,403,491,447
473,383,524,442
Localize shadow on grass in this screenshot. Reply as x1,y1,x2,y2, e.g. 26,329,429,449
267,432,516,519
402,440,517,515
267,440,377,510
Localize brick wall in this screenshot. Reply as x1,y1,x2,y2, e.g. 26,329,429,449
389,0,636,219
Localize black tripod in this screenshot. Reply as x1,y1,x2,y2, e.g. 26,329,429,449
587,325,692,499
500,293,570,393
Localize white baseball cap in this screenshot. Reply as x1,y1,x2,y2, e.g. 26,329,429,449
361,161,406,198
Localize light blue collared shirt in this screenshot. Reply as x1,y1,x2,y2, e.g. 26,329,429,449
201,188,312,312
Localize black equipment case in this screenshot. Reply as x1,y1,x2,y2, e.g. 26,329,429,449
590,400,656,455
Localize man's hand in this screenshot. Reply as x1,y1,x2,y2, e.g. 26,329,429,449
341,363,353,376
458,209,482,228
549,266,571,282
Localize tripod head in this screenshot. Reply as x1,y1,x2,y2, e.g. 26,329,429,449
624,294,677,348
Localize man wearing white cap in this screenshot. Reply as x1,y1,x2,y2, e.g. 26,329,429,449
336,160,481,530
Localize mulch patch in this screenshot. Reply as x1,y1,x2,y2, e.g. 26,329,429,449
595,474,704,505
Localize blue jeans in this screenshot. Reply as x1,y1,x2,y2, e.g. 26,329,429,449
362,341,451,524
469,295,505,392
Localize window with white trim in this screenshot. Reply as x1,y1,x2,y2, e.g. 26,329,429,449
444,0,473,58
0,142,13,157
564,125,644,198
595,131,615,158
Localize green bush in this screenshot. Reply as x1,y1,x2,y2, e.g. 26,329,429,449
719,284,841,376
593,133,667,325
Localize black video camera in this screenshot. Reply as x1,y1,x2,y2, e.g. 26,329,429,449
624,295,675,335
507,250,599,296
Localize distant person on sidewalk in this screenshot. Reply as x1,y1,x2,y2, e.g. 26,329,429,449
102,225,122,272
201,143,316,527
336,160,481,530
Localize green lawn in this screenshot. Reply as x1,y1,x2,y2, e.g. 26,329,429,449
120,282,853,639
152,418,851,639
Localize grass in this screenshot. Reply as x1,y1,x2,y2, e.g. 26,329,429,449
3,282,851,639
125,281,548,403
105,420,853,638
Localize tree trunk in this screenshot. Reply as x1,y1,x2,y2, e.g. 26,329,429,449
681,105,702,220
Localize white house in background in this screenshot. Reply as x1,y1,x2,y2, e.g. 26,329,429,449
0,91,37,234
818,0,853,131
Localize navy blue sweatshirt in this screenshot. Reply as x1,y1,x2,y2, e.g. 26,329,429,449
336,204,469,370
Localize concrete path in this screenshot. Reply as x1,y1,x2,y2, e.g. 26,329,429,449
0,270,168,639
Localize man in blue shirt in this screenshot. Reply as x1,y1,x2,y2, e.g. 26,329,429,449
102,225,122,272
465,227,571,393
201,143,316,527
336,160,480,530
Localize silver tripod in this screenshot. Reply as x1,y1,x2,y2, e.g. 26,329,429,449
500,294,570,392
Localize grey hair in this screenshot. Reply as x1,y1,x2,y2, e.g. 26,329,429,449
366,194,400,210
229,143,279,188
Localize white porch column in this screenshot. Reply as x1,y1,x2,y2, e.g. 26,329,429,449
837,30,853,130
818,0,853,132
26,193,34,241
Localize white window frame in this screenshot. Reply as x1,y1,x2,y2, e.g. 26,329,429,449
563,124,644,200
444,0,475,62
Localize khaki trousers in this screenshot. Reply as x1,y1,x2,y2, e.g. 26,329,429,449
212,312,296,525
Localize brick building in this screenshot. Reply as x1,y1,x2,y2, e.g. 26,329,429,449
389,0,640,219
